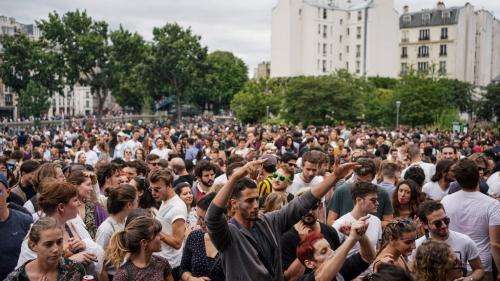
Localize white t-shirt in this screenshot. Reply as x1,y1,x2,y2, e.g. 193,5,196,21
333,213,382,256
441,190,500,272
85,149,99,166
155,195,188,268
411,230,479,272
95,216,125,249
401,161,436,184
287,174,324,195
422,181,449,201
487,172,500,197
213,173,228,187
150,147,172,160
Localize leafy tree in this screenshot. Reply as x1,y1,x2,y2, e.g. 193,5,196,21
281,71,369,126
193,51,248,112
38,10,112,117
18,81,51,118
368,76,399,89
108,26,150,112
362,88,396,127
150,23,207,121
477,82,500,121
230,78,284,124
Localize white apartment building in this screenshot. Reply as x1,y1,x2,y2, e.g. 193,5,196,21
399,2,500,86
48,86,94,117
254,61,271,79
271,0,399,78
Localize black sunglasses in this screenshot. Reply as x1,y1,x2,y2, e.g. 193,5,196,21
431,217,450,229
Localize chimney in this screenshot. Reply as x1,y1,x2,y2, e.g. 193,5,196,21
436,1,445,10
403,5,409,14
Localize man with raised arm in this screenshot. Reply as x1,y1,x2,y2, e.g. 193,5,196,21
205,159,359,281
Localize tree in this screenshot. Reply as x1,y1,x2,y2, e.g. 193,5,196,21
477,82,500,121
281,71,369,126
108,26,150,113
150,23,207,121
362,88,396,127
193,51,248,112
17,81,52,118
0,33,65,118
38,10,112,117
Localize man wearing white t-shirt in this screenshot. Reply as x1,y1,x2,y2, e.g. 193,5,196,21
401,145,435,184
150,137,173,160
149,169,187,280
287,151,324,195
442,159,500,279
413,200,484,281
333,182,381,256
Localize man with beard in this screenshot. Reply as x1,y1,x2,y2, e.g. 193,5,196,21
192,160,217,201
288,151,324,195
281,188,373,281
206,159,359,281
413,200,484,281
333,182,381,256
422,159,455,201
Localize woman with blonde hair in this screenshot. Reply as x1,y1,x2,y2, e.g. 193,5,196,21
262,192,288,213
106,216,173,281
5,217,86,281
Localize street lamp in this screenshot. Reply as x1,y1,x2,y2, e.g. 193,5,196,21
396,101,401,129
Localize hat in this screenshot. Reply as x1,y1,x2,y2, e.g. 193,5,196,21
0,173,9,189
260,154,278,167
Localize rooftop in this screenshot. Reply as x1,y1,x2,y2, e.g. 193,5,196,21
400,6,461,29
303,0,374,11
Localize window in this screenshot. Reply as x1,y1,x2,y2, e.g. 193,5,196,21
86,100,90,108
346,61,349,71
340,19,343,25
323,25,327,38
356,61,361,74
323,8,328,19
322,60,327,72
5,94,12,106
441,27,448,39
422,13,431,24
323,43,327,56
346,45,349,53
318,24,321,34
330,25,333,36
317,43,320,54
401,63,408,75
358,11,362,21
443,11,451,19
419,29,430,41
418,45,429,57
440,44,447,56
356,44,361,58
439,61,447,75
339,35,343,43
357,26,362,39
330,44,333,55
347,12,351,20
299,9,302,16
85,91,90,99
403,15,411,23
401,30,409,42
339,53,342,61
401,46,408,58
418,62,429,72
318,7,321,18
330,60,332,69
317,59,320,70
347,28,350,36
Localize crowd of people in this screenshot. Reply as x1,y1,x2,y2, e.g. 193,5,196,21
0,120,499,281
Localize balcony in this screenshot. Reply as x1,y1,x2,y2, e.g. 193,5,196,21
418,36,430,41
401,54,408,58
417,53,429,58
356,52,361,58
401,38,409,43
439,52,447,57
441,35,448,40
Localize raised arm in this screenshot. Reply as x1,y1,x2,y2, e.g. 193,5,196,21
310,160,360,200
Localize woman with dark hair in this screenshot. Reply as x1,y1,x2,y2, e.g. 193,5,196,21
129,176,158,213
281,135,298,155
67,170,108,239
392,180,422,220
180,193,224,281
422,159,454,201
414,240,461,281
5,217,86,281
371,219,417,273
174,182,197,231
106,216,173,281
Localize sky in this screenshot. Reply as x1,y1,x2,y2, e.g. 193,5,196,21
2,0,499,76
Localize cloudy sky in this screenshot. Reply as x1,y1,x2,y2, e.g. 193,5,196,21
2,0,499,76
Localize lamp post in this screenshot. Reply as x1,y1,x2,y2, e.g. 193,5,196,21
266,105,270,120
396,101,401,129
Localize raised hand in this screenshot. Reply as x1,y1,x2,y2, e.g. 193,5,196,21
331,157,361,180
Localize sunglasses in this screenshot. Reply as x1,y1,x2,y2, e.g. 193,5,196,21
431,217,450,229
272,172,291,182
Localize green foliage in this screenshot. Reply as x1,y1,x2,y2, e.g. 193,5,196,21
367,76,399,89
434,107,461,130
281,71,368,126
18,81,51,118
192,51,248,112
477,82,500,121
362,88,396,127
149,23,208,120
230,79,284,124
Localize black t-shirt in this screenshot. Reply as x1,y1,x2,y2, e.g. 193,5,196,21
7,192,25,207
281,223,341,271
297,253,369,281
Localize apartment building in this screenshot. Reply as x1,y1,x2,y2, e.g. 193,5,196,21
399,2,500,86
271,0,399,78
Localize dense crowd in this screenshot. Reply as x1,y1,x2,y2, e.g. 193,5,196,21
0,120,498,281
